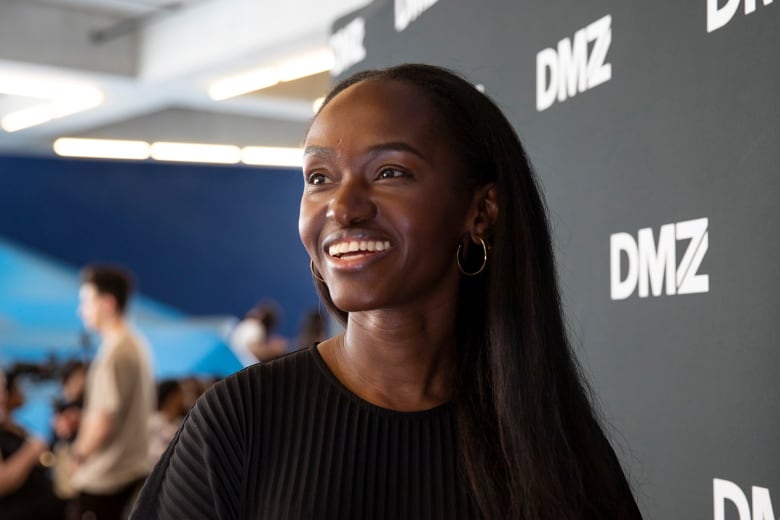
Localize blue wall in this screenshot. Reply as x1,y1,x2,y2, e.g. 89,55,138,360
0,155,318,338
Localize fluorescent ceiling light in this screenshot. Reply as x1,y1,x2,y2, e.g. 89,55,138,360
312,96,325,113
54,138,151,160
241,146,303,167
2,105,53,133
277,50,334,82
210,48,334,101
150,142,242,164
208,68,279,101
51,139,301,167
52,87,104,117
0,79,103,132
0,74,87,99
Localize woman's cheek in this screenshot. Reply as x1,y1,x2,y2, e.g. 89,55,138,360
298,199,323,258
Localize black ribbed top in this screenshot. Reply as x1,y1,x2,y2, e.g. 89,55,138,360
131,345,478,519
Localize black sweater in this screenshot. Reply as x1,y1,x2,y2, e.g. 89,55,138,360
131,345,478,519
131,345,642,519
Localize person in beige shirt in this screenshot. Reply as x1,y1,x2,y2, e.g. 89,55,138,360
72,265,154,520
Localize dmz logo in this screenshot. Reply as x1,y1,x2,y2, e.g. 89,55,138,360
329,17,367,77
714,478,777,520
610,218,709,300
536,14,612,112
707,0,774,32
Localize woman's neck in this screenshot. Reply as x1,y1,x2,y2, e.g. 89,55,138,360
318,308,458,412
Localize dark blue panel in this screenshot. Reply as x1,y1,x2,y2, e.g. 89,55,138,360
0,155,319,337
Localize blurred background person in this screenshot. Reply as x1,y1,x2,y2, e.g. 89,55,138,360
178,376,205,413
70,265,155,520
229,300,288,364
228,310,265,367
2,370,25,421
58,361,87,411
250,301,289,361
293,309,328,350
50,361,88,518
147,380,185,467
52,361,87,447
0,368,66,519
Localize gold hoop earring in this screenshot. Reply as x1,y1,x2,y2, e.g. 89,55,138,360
457,237,488,276
310,260,325,283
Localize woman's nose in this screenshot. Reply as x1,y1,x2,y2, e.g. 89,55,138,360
326,177,377,225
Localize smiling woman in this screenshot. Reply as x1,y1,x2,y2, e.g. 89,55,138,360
131,64,643,519
300,79,476,318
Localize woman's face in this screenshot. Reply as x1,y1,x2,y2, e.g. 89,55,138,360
299,79,474,314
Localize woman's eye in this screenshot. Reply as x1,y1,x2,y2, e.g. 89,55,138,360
306,172,329,185
377,168,408,180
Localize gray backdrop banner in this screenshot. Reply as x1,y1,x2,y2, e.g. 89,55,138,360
329,1,780,518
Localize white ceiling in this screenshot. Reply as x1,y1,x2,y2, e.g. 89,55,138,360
0,0,370,156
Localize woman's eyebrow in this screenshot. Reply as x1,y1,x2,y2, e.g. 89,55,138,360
366,142,427,162
304,142,429,162
303,145,336,158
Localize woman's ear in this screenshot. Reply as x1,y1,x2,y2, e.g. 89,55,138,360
468,183,499,241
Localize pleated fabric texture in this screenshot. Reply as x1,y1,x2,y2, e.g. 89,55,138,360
131,345,478,519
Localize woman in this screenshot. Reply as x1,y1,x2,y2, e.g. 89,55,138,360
132,64,642,519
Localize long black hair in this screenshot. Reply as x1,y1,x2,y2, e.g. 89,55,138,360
308,64,640,519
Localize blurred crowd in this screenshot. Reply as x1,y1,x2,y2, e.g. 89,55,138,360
229,300,327,366
0,361,215,520
0,263,328,520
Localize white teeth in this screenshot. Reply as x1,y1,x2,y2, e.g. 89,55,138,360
328,240,391,257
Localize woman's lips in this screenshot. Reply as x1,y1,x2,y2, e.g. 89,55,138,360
327,240,391,257
324,238,392,272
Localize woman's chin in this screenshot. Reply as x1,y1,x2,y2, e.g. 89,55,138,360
328,293,382,314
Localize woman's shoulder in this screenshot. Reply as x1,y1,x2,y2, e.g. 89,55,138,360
165,345,324,463
195,345,321,413
228,344,319,383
